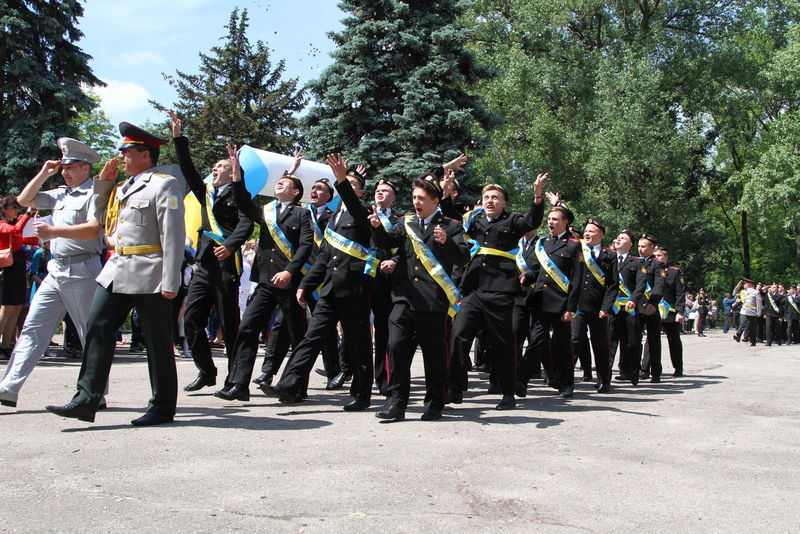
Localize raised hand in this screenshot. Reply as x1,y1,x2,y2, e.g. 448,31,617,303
440,169,455,196
545,191,560,206
443,154,467,172
288,147,303,175
98,158,120,181
356,164,367,179
168,110,182,137
226,144,241,182
367,205,381,228
534,173,549,199
326,153,350,183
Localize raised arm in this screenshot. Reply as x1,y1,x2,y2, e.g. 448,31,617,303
170,111,206,198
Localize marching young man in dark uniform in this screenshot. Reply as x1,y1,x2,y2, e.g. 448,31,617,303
370,178,401,396
46,123,185,426
169,112,253,392
511,229,541,396
648,245,686,377
448,173,547,410
214,147,313,401
367,174,469,421
764,283,785,346
636,233,667,382
610,230,647,385
522,205,584,398
570,218,618,393
784,287,799,345
262,154,376,411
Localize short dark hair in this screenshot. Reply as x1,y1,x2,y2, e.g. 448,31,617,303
1,195,20,211
133,145,159,166
412,177,443,200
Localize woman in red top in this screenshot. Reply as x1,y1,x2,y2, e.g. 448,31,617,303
0,196,37,359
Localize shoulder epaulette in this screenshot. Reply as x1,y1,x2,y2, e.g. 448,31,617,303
668,265,679,270
152,172,173,179
568,237,580,243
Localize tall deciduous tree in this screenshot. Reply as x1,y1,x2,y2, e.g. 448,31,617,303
152,8,306,173
0,0,102,194
301,0,498,200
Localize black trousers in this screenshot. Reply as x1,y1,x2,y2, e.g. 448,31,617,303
531,311,574,390
610,311,642,378
639,313,662,377
386,304,448,410
572,312,611,385
73,284,177,416
642,320,683,374
449,290,516,395
183,262,240,379
277,292,372,401
786,318,798,344
228,284,298,386
371,278,393,387
765,315,782,345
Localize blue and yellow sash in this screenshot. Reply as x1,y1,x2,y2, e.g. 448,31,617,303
768,293,780,313
305,203,324,248
203,184,242,275
789,295,799,313
263,200,299,263
580,241,605,287
534,238,570,293
613,274,636,315
462,208,519,264
645,282,675,320
378,210,399,256
404,216,461,317
515,238,532,275
324,226,379,277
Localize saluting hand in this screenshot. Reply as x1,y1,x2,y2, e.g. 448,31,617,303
38,160,61,178
98,158,119,181
433,224,447,244
367,206,382,228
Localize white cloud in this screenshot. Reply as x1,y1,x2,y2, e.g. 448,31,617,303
118,51,167,67
93,80,151,114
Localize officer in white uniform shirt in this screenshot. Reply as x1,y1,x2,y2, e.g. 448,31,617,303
0,138,115,408
46,123,186,426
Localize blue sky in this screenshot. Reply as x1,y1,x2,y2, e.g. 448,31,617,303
77,0,344,127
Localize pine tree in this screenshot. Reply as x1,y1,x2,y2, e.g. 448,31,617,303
0,0,103,194
301,0,498,202
153,8,306,172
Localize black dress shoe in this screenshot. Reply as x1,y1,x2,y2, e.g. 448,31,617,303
0,399,17,407
559,386,574,399
129,343,145,353
420,408,442,421
446,388,462,404
131,412,173,426
614,374,631,382
97,401,108,410
326,371,347,390
213,384,250,401
259,384,297,404
597,382,611,393
639,371,650,379
375,404,405,421
343,399,370,411
650,375,661,383
184,374,216,392
631,374,639,386
45,402,95,423
495,394,516,410
314,368,327,377
378,382,389,396
514,380,527,398
252,373,273,386
581,374,593,382
474,362,490,373
487,383,500,395
672,370,683,377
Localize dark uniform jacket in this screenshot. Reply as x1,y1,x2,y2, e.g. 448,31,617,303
300,178,372,298
524,233,584,314
372,212,469,313
232,181,313,290
615,253,647,314
765,291,785,318
784,294,799,320
370,206,401,285
576,245,619,315
638,254,668,315
459,200,544,294
173,136,253,274
661,265,686,322
307,203,333,263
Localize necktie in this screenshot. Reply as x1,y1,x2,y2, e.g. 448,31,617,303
276,203,282,219
213,187,218,202
591,247,597,260
618,255,623,263
121,176,135,194
419,217,425,231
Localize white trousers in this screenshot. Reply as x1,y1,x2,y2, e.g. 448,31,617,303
0,256,102,399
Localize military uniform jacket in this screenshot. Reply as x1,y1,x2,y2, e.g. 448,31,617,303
514,236,539,306
173,136,253,273
97,170,185,294
577,246,619,315
661,265,686,322
459,200,544,294
300,178,372,298
372,212,469,313
616,254,648,313
784,294,799,320
370,206,401,287
765,291,785,318
525,233,584,314
232,181,313,290
638,255,667,316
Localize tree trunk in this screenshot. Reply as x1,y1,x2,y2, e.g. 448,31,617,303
741,211,751,278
